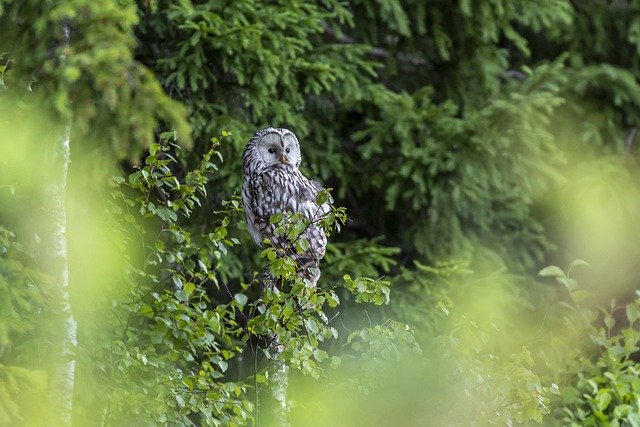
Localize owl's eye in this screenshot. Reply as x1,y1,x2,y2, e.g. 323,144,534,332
268,148,276,154
285,148,290,153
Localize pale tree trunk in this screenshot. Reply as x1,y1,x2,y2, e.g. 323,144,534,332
260,274,290,427
47,20,77,425
47,129,77,426
267,344,290,427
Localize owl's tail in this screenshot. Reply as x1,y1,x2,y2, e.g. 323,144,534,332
260,256,320,296
295,256,321,289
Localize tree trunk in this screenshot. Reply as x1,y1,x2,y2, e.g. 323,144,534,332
47,129,77,426
263,338,289,427
43,19,78,425
259,272,290,427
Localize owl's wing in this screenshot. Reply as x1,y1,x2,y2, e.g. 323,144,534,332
242,179,265,246
308,178,332,216
294,181,329,262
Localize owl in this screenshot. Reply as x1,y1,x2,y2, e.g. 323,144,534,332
242,127,330,289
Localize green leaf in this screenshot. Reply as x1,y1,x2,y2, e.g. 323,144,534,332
330,356,342,369
604,315,615,330
160,131,176,141
175,290,188,301
538,265,565,278
175,394,185,408
596,389,612,411
316,190,330,206
184,282,195,296
149,143,161,156
305,318,319,334
613,404,632,419
313,349,327,362
234,293,248,308
559,278,578,292
569,259,590,270
295,220,308,233
269,212,283,224
627,303,640,323
140,305,154,318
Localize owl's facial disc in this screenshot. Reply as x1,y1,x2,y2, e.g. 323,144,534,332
257,130,300,168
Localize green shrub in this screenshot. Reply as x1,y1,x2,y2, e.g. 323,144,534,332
540,262,640,427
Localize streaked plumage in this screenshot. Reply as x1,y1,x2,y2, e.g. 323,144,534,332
242,127,330,287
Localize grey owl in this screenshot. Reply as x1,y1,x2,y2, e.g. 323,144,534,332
241,127,330,288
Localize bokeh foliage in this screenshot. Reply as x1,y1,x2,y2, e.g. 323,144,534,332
2,0,640,426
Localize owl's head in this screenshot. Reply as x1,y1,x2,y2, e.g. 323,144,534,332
242,127,302,175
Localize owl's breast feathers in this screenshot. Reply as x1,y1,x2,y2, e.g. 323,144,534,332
243,165,329,261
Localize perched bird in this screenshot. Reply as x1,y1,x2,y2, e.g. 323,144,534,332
241,127,330,289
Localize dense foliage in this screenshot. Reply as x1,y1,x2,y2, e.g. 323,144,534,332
2,0,640,426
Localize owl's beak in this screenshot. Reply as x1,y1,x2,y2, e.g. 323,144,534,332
280,155,287,164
